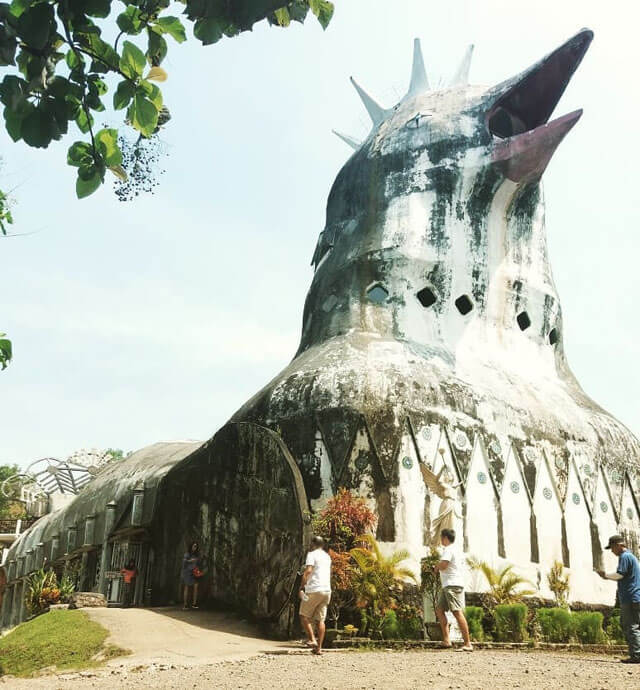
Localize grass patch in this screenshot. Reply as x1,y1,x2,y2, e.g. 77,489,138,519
0,609,128,677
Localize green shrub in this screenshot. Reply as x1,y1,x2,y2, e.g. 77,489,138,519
537,607,573,643
465,606,485,641
396,604,423,639
605,611,625,644
572,611,605,644
494,604,528,642
381,609,400,639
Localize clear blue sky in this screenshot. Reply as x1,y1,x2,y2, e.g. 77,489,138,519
1,0,638,467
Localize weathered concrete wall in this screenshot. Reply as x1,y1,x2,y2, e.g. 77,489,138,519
229,30,640,606
151,422,311,637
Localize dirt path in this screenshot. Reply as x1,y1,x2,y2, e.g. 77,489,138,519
5,648,638,689
85,606,288,666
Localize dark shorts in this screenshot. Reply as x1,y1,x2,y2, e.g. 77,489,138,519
437,586,465,612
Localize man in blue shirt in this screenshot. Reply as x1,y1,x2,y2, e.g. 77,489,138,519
597,534,640,663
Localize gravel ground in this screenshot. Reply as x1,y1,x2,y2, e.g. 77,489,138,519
4,649,638,689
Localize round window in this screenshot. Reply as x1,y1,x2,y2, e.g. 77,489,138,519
572,493,580,505
402,456,413,470
600,501,608,513
490,440,502,455
477,472,487,485
422,428,432,441
543,487,552,500
510,481,520,494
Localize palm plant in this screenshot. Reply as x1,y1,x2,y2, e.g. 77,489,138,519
467,557,536,606
24,568,60,614
350,535,416,637
547,560,570,608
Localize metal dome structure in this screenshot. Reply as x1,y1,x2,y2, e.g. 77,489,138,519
1,449,115,501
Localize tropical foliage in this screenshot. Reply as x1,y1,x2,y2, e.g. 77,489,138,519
311,487,377,552
546,560,570,608
467,558,536,606
0,0,335,199
350,534,416,637
24,568,75,614
0,331,11,370
420,549,442,619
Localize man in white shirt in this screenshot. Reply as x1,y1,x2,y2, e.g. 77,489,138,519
433,528,473,651
299,535,332,655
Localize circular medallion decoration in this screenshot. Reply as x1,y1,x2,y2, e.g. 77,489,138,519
455,431,468,450
510,481,520,494
611,470,623,485
627,508,634,520
525,447,537,463
600,501,608,513
422,428,432,441
583,464,592,476
477,472,487,485
490,440,502,455
555,457,565,470
543,487,552,500
355,453,369,471
572,492,580,505
402,456,413,470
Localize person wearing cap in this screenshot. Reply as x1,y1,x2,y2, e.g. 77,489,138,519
597,534,640,664
299,535,332,655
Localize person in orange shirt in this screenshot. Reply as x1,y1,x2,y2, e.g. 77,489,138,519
120,559,137,608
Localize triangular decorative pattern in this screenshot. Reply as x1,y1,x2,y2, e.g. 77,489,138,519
482,432,508,491
366,411,406,482
446,426,473,482
603,464,625,518
545,446,569,503
517,441,542,499
316,408,361,482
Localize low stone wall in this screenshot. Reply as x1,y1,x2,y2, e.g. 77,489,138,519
332,639,628,655
68,592,107,609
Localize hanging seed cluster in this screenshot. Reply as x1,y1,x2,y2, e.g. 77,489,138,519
114,132,168,202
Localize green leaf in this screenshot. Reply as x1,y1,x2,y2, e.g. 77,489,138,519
8,0,30,19
0,25,17,66
75,107,94,134
193,17,224,46
0,75,25,107
117,6,144,35
95,128,122,167
82,0,112,18
67,141,93,167
81,34,119,73
273,8,290,27
119,40,146,79
127,92,158,137
0,334,12,369
3,99,31,141
21,106,55,148
65,50,85,71
138,80,162,110
309,0,334,29
155,16,186,43
76,166,102,199
147,28,168,66
16,3,54,51
288,1,310,23
113,79,135,110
